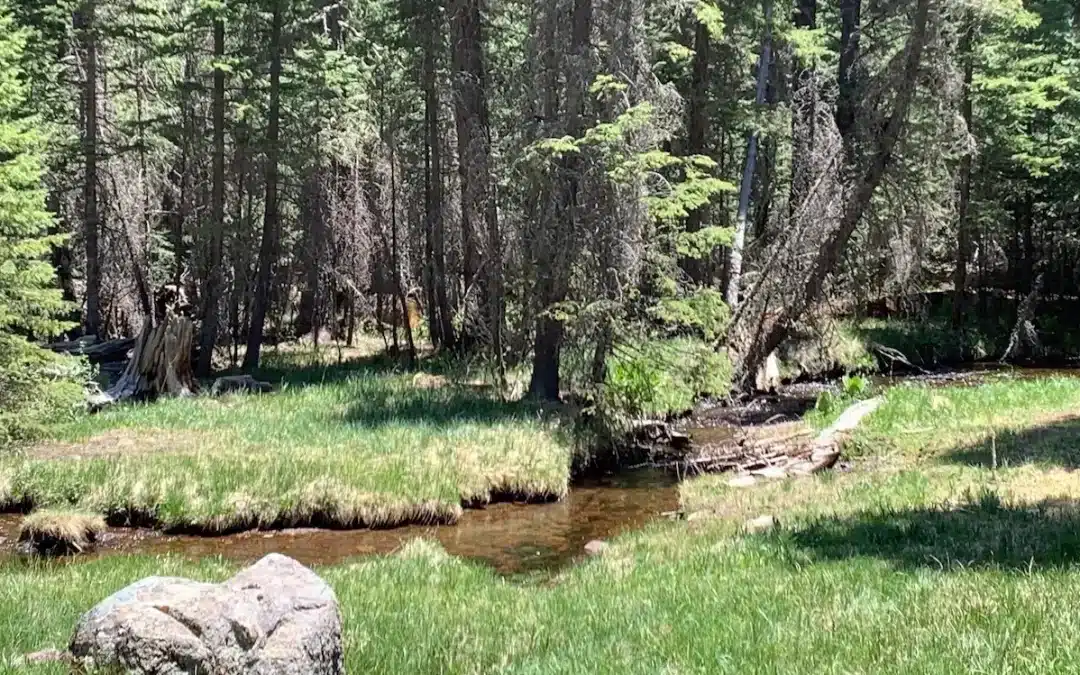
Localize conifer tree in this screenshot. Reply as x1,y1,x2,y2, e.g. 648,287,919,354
0,0,78,441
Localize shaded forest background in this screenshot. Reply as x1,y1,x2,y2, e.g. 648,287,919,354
3,0,1080,438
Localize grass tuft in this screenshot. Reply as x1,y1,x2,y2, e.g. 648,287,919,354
17,509,106,556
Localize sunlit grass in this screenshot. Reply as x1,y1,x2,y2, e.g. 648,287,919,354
0,358,573,532
6,517,1080,674
8,371,1080,672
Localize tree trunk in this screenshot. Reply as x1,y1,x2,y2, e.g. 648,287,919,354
77,0,101,337
243,1,283,370
295,172,325,338
197,15,227,377
952,18,974,328
681,18,712,285
837,0,862,144
425,6,455,350
450,0,504,376
94,289,198,407
736,0,933,387
528,0,594,401
726,0,773,310
789,0,817,214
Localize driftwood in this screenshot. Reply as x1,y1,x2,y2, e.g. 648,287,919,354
675,398,883,482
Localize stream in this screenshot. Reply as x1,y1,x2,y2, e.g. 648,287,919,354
0,470,679,576
3,363,1076,575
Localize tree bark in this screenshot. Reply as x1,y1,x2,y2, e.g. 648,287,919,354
77,0,101,337
244,1,284,370
952,18,974,328
726,0,773,310
197,15,227,376
681,18,712,285
837,0,862,144
425,5,455,350
528,0,593,401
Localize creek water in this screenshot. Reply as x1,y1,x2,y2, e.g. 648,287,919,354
0,470,679,576
4,363,1075,575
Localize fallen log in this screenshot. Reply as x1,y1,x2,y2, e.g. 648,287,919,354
674,398,883,482
49,336,135,363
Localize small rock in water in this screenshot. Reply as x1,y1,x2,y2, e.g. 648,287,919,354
584,540,609,556
728,475,758,488
743,515,777,534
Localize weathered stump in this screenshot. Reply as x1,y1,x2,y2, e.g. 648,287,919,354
96,314,196,405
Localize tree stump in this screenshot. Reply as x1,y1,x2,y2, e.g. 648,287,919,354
90,286,197,407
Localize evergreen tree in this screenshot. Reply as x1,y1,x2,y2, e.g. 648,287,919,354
0,0,79,442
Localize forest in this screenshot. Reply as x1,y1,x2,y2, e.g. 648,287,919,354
9,1,1080,672
3,0,1077,436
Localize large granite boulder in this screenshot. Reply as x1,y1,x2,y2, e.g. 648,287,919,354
70,554,342,675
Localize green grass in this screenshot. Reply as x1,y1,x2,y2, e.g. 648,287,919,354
849,376,1080,461
0,356,573,532
6,376,1080,671
7,509,1080,674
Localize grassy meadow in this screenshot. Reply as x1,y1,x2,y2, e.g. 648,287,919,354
0,352,573,532
7,361,1080,672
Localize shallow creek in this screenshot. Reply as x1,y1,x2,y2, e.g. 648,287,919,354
0,470,679,576
3,363,1075,575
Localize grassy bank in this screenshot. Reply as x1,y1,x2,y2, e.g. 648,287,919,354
6,503,1080,673
0,355,573,532
7,376,1080,672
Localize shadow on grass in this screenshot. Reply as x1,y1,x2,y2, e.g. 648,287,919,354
342,385,550,428
250,351,410,389
943,417,1080,469
787,493,1080,571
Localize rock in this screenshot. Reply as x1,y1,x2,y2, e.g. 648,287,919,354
727,475,758,488
584,540,609,556
71,554,343,675
743,515,777,534
210,374,273,397
685,511,716,523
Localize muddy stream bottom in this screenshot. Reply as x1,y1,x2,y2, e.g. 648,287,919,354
0,471,679,576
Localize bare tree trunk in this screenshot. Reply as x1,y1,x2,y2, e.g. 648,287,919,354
726,0,773,310
837,0,862,144
197,16,227,377
425,6,455,350
528,0,593,401
952,17,974,328
77,0,101,337
736,0,933,387
244,1,284,370
450,0,504,376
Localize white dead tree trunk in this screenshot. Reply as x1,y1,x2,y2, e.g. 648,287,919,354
726,0,773,310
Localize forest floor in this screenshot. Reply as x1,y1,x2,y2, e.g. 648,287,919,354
6,375,1080,672
0,349,573,532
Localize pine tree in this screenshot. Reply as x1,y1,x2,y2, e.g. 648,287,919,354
0,0,78,442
